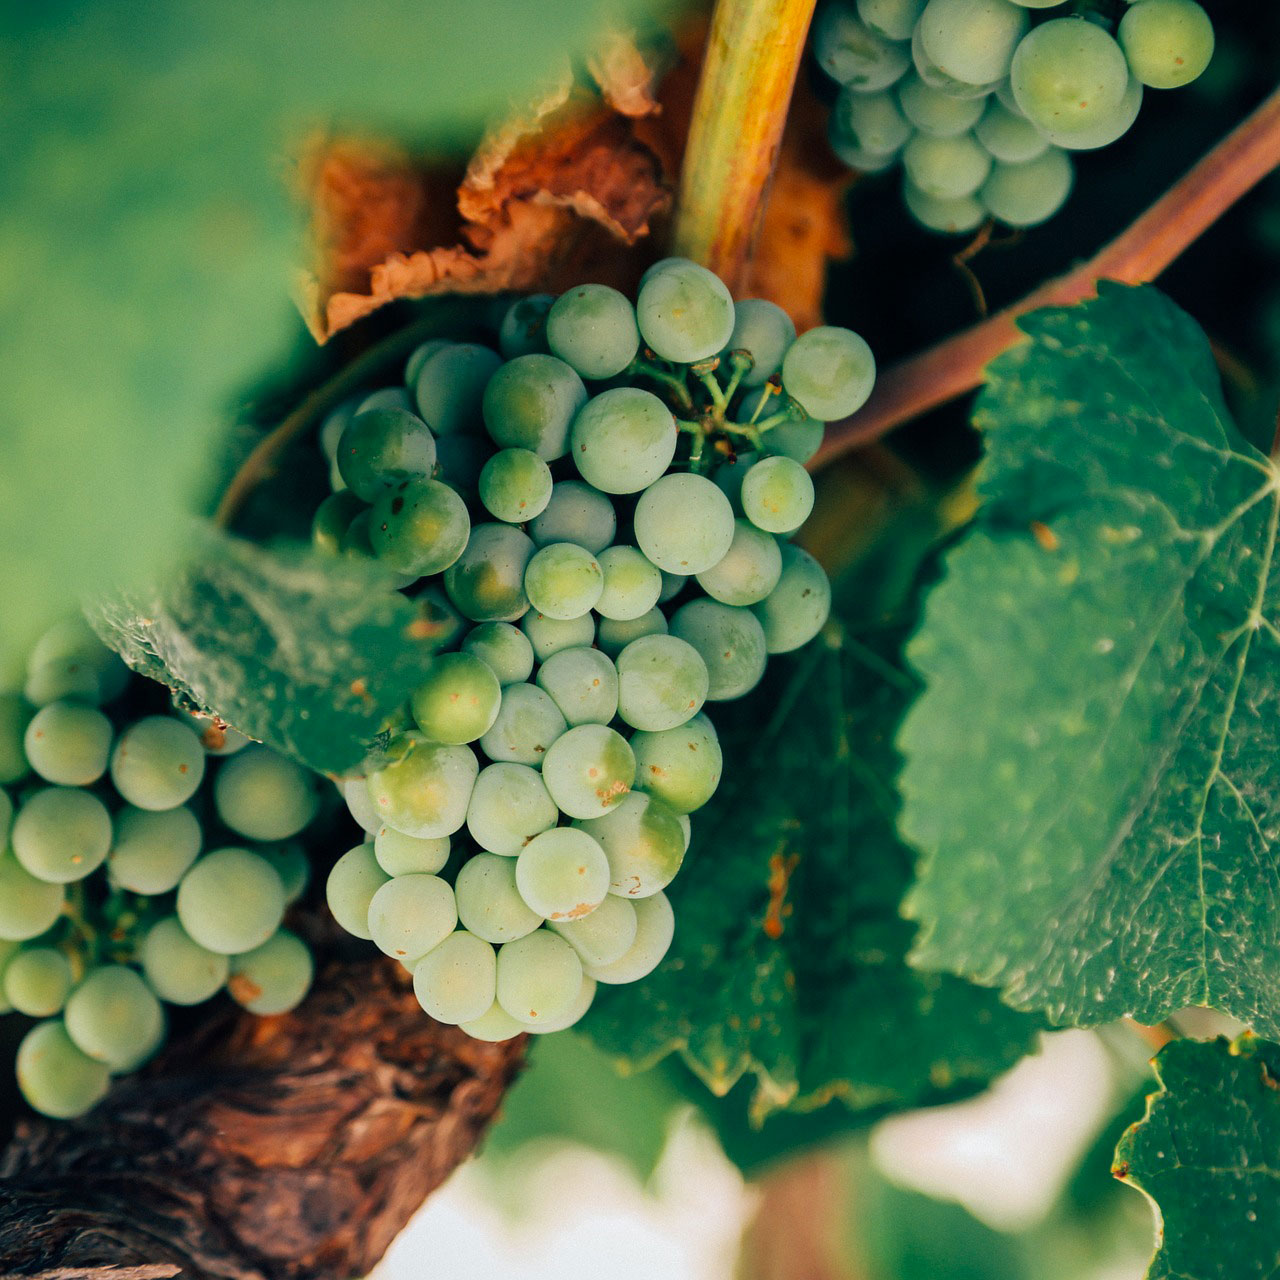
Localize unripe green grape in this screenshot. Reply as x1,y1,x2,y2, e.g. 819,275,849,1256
16,1020,110,1119
897,74,987,138
0,850,65,941
752,545,833,654
521,610,596,662
828,127,901,173
721,298,797,387
584,890,674,984
696,519,783,606
570,387,678,495
23,701,112,786
918,0,1029,86
527,974,597,1033
781,326,877,422
814,6,912,91
319,395,359,466
460,999,528,1042
631,714,723,815
414,343,502,436
516,829,610,930
177,848,286,955
337,408,437,501
595,546,663,621
456,853,544,943
479,449,554,523
444,522,536,623
462,622,535,686
414,929,497,1024
903,181,986,234
596,608,668,659
404,338,453,386
411,653,502,745
541,724,636,819
1011,18,1130,136
710,450,757,512
496,929,583,1026
634,473,736,575
65,965,165,1072
975,99,1050,163
499,295,554,359
482,354,587,460
910,23,1004,97
902,131,993,201
356,386,413,414
415,584,468,651
550,895,637,967
524,543,605,620
4,947,73,1016
547,284,640,380
1118,0,1213,89
616,634,709,731
110,716,206,811
25,617,128,707
228,930,314,1014
635,261,735,364
366,734,478,838
12,787,112,883
374,825,450,876
1032,74,1142,150
980,148,1074,226
466,762,559,856
341,776,380,835
479,684,567,766
536,646,620,727
0,693,32,784
574,790,685,899
833,88,912,156
369,480,470,577
741,456,815,534
530,480,616,554
326,843,389,940
108,805,201,895
214,746,319,841
140,916,229,1005
669,600,768,701
857,0,927,41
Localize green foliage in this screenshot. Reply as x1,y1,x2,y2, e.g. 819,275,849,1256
90,527,445,774
1114,1034,1280,1279
900,283,1280,1035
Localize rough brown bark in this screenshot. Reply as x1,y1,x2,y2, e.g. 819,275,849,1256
0,957,525,1280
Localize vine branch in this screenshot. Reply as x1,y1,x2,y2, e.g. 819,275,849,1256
813,83,1280,470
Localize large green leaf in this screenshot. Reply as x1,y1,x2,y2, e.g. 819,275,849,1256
90,527,447,774
585,620,1039,1122
899,284,1280,1035
1113,1034,1280,1279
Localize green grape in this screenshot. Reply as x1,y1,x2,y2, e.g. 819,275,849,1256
23,701,112,786
721,298,796,387
366,734,479,838
781,325,877,421
596,608,668,659
414,343,502,435
546,284,640,380
897,74,987,137
595,547,662,622
108,805,201,895
174,707,250,756
910,23,1003,96
740,456,815,534
528,974,597,1033
325,843,389,940
434,432,490,498
479,448,554,523
1118,0,1212,89
833,88,912,156
639,257,686,287
496,929,584,1025
456,853,544,943
980,148,1074,226
677,813,692,852
975,98,1050,162
573,789,685,899
459,999,528,1041
670,600,768,701
524,544,605,621
25,617,128,707
828,127,902,173
0,693,32,784
357,386,414,414
340,509,376,559
0,849,65,940
858,0,927,41
4,947,73,1016
341,776,381,835
482,353,587,460
583,890,674,984
411,653,502,745
414,929,498,1024
1011,18,1130,136
214,746,319,841
228,930,314,1014
462,622,535,686
12,787,112,883
903,181,987,234
1032,74,1141,150
466,763,559,855
902,130,993,201
570,387,678,494
16,1020,110,1119
109,716,206,811
140,916,229,1005
374,825,450,876
368,873,457,962
536,646,620,727
541,724,636,819
530,479,617,554
522,611,597,663
444,522,536,623
616,634,709,731
499,295,554,359
918,0,1028,85
631,714,723,814
319,395,359,466
65,964,165,1071
752,544,833,653
0,787,11,848
479,683,568,766
635,259,736,363
177,848,286,955
404,338,453,387
634,473,736,574
337,407,437,501
258,842,310,905
695,518,783,606
814,6,912,91
369,479,470,576
550,896,637,967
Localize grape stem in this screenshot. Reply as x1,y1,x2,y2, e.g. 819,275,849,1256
671,0,819,288
813,83,1280,471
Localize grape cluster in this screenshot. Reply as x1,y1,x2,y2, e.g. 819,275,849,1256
817,0,1215,232
0,618,319,1118
315,260,869,1040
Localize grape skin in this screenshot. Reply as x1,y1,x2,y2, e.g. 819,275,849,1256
177,848,286,955
495,930,584,1026
515,827,611,921
575,789,686,899
524,543,605,621
337,408,437,501
455,853,544,944
541,724,636,820
410,652,502,745
228,930,314,1015
584,891,675,984
535,646,620,727
414,343,502,437
369,480,470,577
529,480,616,554
365,734,479,839
741,455,815,534
367,873,457,963
444,522,535,623
551,893,638,967
695,519,782,607
499,295,554,359
108,805,202,895
669,599,769,702
16,1020,110,1119
462,622,535,686
546,285,640,380
596,608,669,659
752,545,833,654
374,826,450,876
12,787,112,883
722,298,796,387
64,965,165,1072
521,610,596,662
479,448,554,523
781,326,877,422
1010,18,1131,136
630,714,723,815
23,701,113,786
634,473,736,575
615,634,709,732
110,716,206,812
414,929,497,1024
1118,0,1213,89
4,947,73,1017
635,260,736,364
214,746,319,841
466,762,559,856
898,74,986,138
595,546,663,621
833,89,913,158
814,6,912,91
0,849,66,941
917,0,1029,86
326,844,390,941
570,387,678,495
902,132,993,202
140,916,229,1006
980,149,1075,226
479,683,568,767
482,354,586,460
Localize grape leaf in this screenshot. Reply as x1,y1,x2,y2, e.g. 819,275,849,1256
1113,1034,1280,1279
89,527,447,775
898,283,1280,1035
585,621,1040,1122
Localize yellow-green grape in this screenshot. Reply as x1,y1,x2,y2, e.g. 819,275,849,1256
365,733,479,839
455,853,544,943
374,825,450,876
16,1020,110,1119
583,891,675,984
214,746,319,841
1118,0,1213,89
574,789,686,898
541,724,636,820
413,929,498,1024
228,930,314,1014
495,930,583,1026
515,827,611,921
64,965,165,1072
630,714,723,815
410,653,502,745
326,844,390,941
176,848,286,955
12,787,112,883
550,896,637,967
23,701,112,786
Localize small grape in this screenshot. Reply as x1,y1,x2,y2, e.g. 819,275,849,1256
1031,74,1142,151
833,88,913,157
980,149,1074,226
365,734,478,839
1118,0,1213,89
526,973,597,1034
341,776,381,834
751,545,833,653
499,295,554,359
910,22,1004,96
781,326,877,421
177,848,286,955
466,762,559,856
898,74,987,138
596,608,668,659
16,1020,110,1119
570,387,678,494
229,931,314,1014
374,825,450,876
615,634,709,731
414,930,497,1024
828,128,902,173
521,610,597,662
547,285,641,380
110,716,206,811
636,260,736,364
917,0,1029,86
462,622,535,686
583,891,674,984
326,844,389,940
1010,18,1131,136
902,131,993,201
108,805,202,895
721,298,796,387
814,6,912,91
541,724,636,820
975,99,1051,163
369,480,470,577
456,853,544,944
530,480,616,554
740,455,815,534
368,874,458,963
669,599,769,701
496,929,584,1025
634,473,736,575
550,895,637,967
140,916,229,1005
337,408,437,501
459,999,528,1042
357,386,413,414
24,617,128,708
903,181,987,234
630,714,723,814
214,746,319,841
479,449,554,523
479,683,568,766
482,354,587,460
857,0,927,43
414,343,503,436
411,653,502,745
444,523,536,623
12,787,112,883
574,790,685,899
404,338,453,387
23,701,112,786
0,849,65,941
695,519,783,606
536,646,620,727
65,965,165,1071
4,947,73,1016
524,543,605,621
